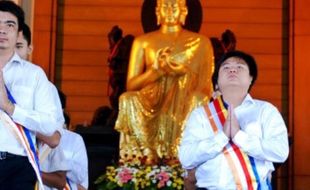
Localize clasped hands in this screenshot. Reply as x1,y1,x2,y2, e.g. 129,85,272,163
0,70,14,115
223,105,240,140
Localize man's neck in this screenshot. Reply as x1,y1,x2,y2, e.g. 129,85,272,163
221,88,247,107
0,50,14,69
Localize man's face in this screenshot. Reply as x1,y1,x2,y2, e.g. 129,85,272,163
0,11,18,51
217,57,253,91
16,31,31,60
157,0,182,26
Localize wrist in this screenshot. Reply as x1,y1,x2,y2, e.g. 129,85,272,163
5,101,15,116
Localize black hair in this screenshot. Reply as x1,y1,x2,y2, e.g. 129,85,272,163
210,37,225,64
221,29,236,51
91,106,113,126
21,22,31,45
212,50,258,92
64,112,71,127
0,1,25,32
108,25,123,44
57,88,66,109
56,88,71,126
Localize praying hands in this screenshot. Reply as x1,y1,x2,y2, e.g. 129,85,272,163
223,104,240,139
0,71,14,115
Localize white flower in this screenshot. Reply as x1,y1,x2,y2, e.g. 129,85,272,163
167,180,172,186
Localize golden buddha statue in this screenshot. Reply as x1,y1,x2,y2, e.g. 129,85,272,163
115,0,214,164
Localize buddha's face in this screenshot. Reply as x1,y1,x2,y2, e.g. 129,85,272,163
156,0,187,26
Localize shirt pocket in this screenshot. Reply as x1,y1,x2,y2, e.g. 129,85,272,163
242,121,262,138
11,85,33,108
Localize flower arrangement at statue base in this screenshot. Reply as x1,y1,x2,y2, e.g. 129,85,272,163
95,156,185,190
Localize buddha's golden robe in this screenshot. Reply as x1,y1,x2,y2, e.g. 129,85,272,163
115,30,214,164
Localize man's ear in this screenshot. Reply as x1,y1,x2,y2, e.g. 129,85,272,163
27,45,33,55
214,84,220,91
249,76,253,85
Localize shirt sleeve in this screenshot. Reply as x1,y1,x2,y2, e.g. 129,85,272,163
11,70,64,136
44,145,69,172
178,107,229,169
232,103,289,163
65,133,89,188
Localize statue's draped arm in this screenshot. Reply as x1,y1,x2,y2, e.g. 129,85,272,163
126,38,164,91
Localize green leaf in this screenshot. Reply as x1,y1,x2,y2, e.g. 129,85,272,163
95,174,107,184
106,181,118,190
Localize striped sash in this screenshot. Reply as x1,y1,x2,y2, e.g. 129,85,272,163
2,86,44,190
204,97,261,190
38,143,53,164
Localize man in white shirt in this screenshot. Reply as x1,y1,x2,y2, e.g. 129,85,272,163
39,86,88,190
0,1,63,190
15,18,64,147
38,139,68,190
15,17,82,190
16,28,88,189
38,84,68,190
15,22,63,149
61,129,89,190
15,21,32,60
179,51,289,190
39,127,89,190
56,89,88,190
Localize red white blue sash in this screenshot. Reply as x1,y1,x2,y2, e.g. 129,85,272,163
2,86,44,190
204,96,261,190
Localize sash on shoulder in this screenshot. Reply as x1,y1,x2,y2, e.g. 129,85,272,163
1,86,44,190
204,96,261,190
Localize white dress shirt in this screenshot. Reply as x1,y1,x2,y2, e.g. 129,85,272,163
49,82,66,136
0,53,64,156
61,129,89,190
179,94,289,190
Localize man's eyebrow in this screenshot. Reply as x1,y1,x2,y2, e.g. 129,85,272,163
5,20,17,25
221,58,247,65
221,61,229,66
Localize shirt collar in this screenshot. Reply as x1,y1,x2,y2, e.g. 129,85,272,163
241,94,255,106
3,52,24,71
10,52,24,65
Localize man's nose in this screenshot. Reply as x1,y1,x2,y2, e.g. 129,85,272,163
229,67,237,73
0,24,7,34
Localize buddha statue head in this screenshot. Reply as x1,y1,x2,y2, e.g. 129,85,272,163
155,0,188,26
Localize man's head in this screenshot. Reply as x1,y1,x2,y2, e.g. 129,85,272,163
156,0,188,26
0,1,24,32
16,23,32,60
0,1,25,52
212,51,257,92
